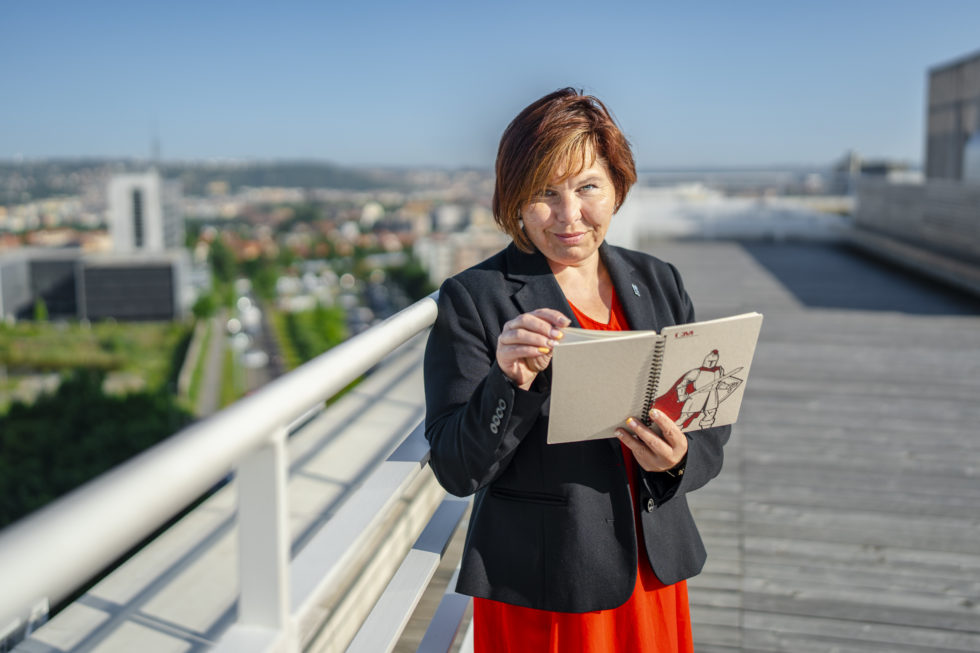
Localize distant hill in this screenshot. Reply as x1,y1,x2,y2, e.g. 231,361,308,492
0,159,414,204
158,161,412,195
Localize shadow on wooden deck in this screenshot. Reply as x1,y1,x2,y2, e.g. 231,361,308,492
651,240,980,653
739,241,980,316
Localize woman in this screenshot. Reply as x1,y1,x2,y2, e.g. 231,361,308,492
423,88,730,652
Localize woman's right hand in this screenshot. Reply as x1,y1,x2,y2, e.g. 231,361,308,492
496,309,570,390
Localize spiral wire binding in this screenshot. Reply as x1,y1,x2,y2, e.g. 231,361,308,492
642,338,666,426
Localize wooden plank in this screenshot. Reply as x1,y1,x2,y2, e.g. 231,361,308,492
741,611,980,652
675,240,980,652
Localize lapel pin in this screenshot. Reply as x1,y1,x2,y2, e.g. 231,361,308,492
632,283,641,297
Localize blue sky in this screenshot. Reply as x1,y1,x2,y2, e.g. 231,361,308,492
2,1,979,169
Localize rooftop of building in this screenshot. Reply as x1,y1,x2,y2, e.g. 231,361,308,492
6,232,980,652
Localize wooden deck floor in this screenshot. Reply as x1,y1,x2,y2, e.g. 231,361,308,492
14,239,979,653
655,241,980,652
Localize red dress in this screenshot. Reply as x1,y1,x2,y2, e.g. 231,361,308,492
473,293,694,652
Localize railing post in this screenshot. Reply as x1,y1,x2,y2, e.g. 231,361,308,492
236,426,293,650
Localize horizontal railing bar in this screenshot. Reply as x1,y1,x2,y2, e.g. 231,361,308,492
457,618,475,652
417,565,470,653
345,498,469,653
0,293,439,634
290,422,432,636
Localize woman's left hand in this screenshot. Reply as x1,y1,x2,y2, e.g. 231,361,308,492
616,408,688,473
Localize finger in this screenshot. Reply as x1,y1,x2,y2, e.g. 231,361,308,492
616,426,654,459
622,417,672,458
503,317,561,343
511,313,569,344
647,410,689,464
527,308,571,328
498,330,559,354
616,428,643,456
498,345,554,364
500,321,562,352
503,322,560,344
514,310,567,330
648,409,683,446
617,426,673,473
524,353,551,372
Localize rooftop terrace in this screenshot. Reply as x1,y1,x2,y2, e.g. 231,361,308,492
3,236,980,652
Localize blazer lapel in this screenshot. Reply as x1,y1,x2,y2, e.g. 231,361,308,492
504,242,663,331
505,243,579,326
600,242,659,332
502,243,570,399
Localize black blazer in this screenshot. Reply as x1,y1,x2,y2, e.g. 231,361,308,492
423,241,730,613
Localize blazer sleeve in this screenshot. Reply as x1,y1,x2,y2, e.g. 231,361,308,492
423,276,548,497
641,261,731,504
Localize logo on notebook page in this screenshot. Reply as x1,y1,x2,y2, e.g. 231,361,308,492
673,330,695,339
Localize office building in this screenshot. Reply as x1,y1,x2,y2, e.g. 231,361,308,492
0,253,33,320
108,172,184,253
0,249,82,321
79,250,188,321
925,49,980,181
852,48,980,297
0,248,189,322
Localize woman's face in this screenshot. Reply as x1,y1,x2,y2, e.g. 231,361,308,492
520,156,616,270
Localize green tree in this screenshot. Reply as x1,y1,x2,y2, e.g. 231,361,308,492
241,257,278,301
287,202,321,227
386,259,436,301
209,237,238,285
311,304,347,350
184,220,202,249
0,369,194,529
274,305,347,368
277,245,297,269
33,298,48,322
192,292,218,319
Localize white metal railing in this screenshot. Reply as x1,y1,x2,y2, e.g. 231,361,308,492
0,292,467,652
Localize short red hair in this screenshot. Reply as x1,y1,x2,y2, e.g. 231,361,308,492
492,88,637,252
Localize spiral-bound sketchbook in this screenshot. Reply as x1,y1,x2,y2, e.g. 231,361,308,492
547,312,763,444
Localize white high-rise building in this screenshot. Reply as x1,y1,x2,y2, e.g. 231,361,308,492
108,171,184,253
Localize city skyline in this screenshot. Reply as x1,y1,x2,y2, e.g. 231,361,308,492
3,1,979,169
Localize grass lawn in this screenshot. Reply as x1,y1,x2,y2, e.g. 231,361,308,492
267,305,347,371
0,320,192,413
220,344,238,408
187,319,213,413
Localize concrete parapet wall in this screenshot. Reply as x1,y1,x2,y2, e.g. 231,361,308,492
855,177,980,265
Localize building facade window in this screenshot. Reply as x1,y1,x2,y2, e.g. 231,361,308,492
132,189,144,249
